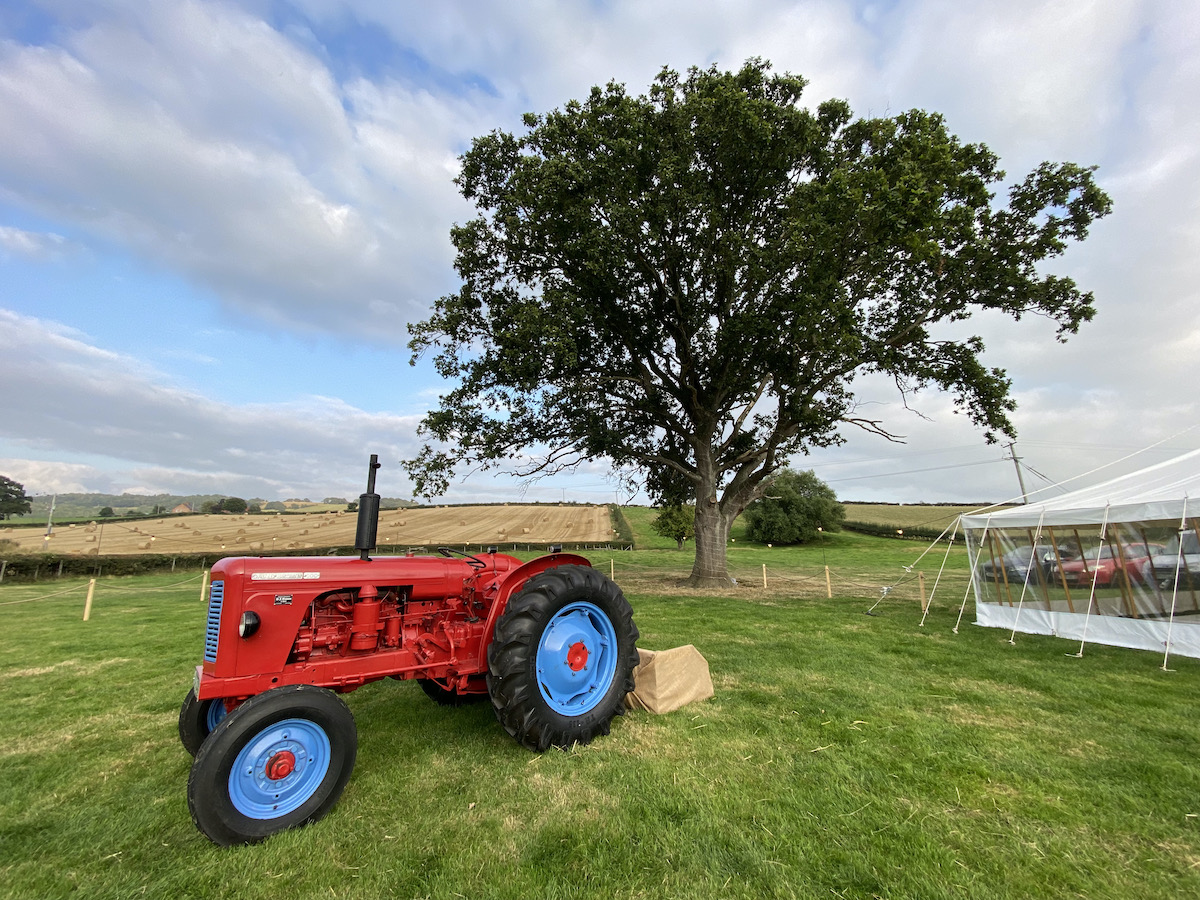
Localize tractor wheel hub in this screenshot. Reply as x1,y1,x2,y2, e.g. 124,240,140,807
265,750,297,780
567,641,589,671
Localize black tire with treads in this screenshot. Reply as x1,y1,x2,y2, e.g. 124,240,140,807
487,564,638,751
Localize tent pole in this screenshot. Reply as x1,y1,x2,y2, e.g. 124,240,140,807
1189,519,1200,612
1027,525,1053,610
919,518,959,629
1009,514,1046,645
990,530,1016,608
955,518,990,635
1111,530,1138,618
1162,498,1189,672
1047,525,1073,612
1072,505,1110,659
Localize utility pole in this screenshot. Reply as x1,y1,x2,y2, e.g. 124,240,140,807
42,494,56,549
1006,442,1029,504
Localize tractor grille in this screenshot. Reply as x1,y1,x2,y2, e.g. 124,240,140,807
204,580,224,662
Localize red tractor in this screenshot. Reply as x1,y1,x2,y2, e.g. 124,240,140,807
179,457,638,845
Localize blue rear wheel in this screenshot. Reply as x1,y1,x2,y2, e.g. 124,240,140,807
488,565,638,751
535,601,619,716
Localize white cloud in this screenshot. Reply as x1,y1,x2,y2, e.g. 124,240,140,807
0,225,72,259
0,1,478,341
0,309,426,497
1,1,1198,505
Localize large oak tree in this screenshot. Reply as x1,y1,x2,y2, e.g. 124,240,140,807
406,60,1112,584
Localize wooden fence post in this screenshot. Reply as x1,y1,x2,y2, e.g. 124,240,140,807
200,569,210,603
762,564,767,589
83,578,96,621
825,565,832,599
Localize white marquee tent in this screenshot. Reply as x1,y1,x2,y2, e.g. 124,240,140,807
960,449,1200,659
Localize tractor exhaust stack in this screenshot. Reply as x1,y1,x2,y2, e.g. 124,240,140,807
355,454,382,561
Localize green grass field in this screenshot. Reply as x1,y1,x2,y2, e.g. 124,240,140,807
3,539,1200,900
839,504,1001,533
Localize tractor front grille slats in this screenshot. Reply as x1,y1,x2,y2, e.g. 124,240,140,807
204,581,224,662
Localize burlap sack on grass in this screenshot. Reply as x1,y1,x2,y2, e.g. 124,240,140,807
624,645,714,714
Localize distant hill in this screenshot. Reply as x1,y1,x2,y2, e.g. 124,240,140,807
10,493,418,523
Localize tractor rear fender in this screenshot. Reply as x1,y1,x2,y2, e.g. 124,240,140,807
479,553,592,659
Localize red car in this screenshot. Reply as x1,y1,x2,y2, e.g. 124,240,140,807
1053,543,1164,588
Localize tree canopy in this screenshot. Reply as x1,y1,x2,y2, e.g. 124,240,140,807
651,504,696,550
744,469,844,545
0,476,31,520
406,59,1112,583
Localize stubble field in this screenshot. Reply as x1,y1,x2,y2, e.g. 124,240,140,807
1,505,616,556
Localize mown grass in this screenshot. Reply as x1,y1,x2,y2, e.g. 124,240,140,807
840,504,1006,533
3,554,1200,900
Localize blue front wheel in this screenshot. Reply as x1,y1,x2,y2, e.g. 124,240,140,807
187,685,356,845
178,688,231,757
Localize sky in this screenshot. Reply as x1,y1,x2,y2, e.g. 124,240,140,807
1,0,1198,507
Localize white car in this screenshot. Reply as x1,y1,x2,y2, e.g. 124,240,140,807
1141,531,1200,590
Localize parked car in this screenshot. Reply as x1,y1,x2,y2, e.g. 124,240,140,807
1140,531,1200,590
981,545,1070,584
1053,542,1164,589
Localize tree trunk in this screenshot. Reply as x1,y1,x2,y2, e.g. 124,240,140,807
689,499,733,585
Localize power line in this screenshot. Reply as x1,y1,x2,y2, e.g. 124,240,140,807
821,458,1003,484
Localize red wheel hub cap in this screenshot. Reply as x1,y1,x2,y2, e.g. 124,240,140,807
265,750,297,780
567,641,589,671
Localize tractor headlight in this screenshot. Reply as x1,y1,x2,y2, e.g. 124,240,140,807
239,611,261,638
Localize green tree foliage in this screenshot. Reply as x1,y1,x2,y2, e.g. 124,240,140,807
744,469,845,545
406,60,1112,584
98,506,115,518
651,504,695,550
0,476,32,519
200,498,246,514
